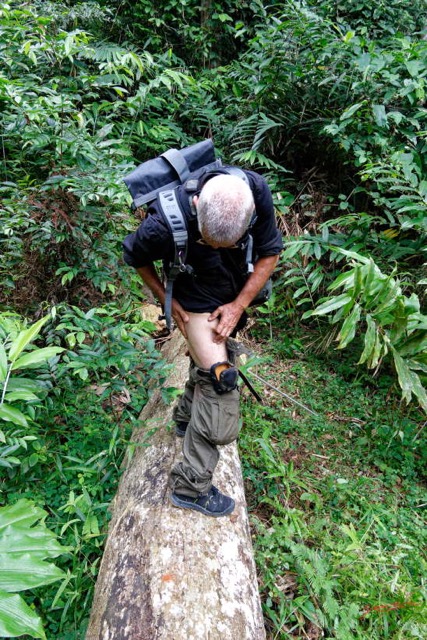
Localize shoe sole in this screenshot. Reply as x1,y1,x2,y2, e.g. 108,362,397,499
170,493,235,517
175,428,186,438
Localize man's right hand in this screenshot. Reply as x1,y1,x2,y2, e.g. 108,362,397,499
172,299,189,338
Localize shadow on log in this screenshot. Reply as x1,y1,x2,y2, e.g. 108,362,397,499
86,331,266,640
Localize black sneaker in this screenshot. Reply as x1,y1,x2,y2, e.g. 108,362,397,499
175,421,188,437
170,485,235,517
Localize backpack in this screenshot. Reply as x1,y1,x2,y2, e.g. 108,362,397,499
123,140,271,331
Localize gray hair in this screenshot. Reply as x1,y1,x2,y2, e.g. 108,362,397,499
196,174,255,246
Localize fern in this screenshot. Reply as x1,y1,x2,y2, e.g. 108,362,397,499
291,542,335,599
229,112,287,171
290,542,359,639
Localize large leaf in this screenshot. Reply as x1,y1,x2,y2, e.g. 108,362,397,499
0,500,67,639
6,378,45,393
312,294,353,316
4,391,39,403
392,348,427,413
11,347,64,371
7,316,50,363
397,333,427,358
0,590,45,639
0,500,48,531
338,303,361,349
0,404,28,427
340,101,365,120
369,329,386,369
358,315,377,365
0,527,66,559
372,103,388,127
0,553,64,592
327,269,356,292
326,246,370,265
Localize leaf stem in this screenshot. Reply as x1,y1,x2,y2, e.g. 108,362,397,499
0,364,12,406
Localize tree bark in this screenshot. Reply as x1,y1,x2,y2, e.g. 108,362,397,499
86,331,266,640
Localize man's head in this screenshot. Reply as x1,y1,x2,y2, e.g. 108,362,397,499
194,174,255,248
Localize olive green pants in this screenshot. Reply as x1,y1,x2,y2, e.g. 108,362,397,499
170,362,240,497
170,313,241,498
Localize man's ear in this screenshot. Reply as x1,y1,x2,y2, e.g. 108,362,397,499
193,195,199,207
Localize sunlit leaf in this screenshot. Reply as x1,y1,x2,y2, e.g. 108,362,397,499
372,104,388,127
392,348,427,412
358,315,376,365
0,404,28,427
0,591,46,639
0,500,46,531
8,317,50,363
312,294,353,316
338,303,361,349
340,101,365,121
4,391,39,403
11,347,64,371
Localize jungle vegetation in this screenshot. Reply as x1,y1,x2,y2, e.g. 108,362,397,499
0,0,426,638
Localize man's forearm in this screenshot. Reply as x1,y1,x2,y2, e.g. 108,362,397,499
137,264,189,337
234,255,279,310
136,264,166,305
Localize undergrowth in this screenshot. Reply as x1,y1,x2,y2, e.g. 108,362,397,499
239,324,427,640
1,305,169,638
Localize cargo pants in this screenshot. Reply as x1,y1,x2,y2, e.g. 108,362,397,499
169,313,240,498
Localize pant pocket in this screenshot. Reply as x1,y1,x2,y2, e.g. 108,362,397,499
212,389,240,445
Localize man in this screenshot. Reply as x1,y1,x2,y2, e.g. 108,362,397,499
123,168,282,517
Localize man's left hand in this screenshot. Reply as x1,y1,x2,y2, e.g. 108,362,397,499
208,301,245,343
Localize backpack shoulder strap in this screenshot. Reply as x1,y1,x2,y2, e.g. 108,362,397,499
158,189,190,332
223,166,249,184
158,189,188,259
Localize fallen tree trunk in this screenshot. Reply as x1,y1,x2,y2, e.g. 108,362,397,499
86,331,266,640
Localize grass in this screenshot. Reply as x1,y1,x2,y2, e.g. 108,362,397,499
238,327,427,640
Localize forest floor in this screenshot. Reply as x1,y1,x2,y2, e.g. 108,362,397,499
237,322,427,639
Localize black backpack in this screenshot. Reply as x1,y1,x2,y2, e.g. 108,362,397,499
123,140,270,330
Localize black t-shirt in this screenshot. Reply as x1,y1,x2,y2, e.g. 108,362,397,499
122,168,283,313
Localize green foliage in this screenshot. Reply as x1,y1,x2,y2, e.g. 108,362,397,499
0,312,63,470
220,0,427,253
0,499,68,639
239,342,426,639
0,1,197,310
1,303,168,636
302,247,427,412
360,152,427,233
322,32,427,233
307,0,426,39
107,0,267,66
2,0,427,636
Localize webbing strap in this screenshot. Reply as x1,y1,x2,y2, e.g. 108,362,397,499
238,369,263,403
164,277,175,333
158,189,189,331
222,166,249,184
161,149,190,183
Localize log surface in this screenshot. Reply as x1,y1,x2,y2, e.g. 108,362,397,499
86,331,265,640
